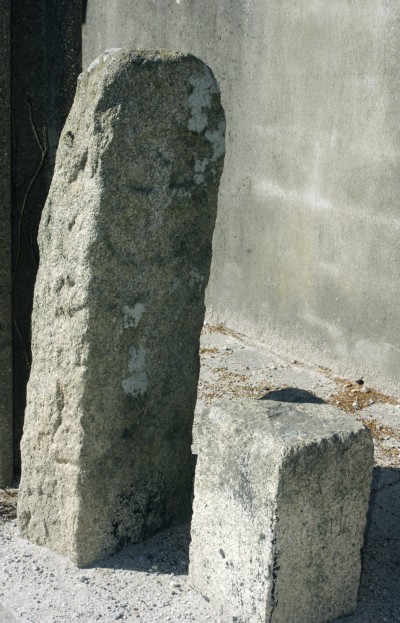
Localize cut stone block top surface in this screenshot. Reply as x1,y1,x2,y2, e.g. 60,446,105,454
196,399,372,464
18,49,225,567
194,399,373,524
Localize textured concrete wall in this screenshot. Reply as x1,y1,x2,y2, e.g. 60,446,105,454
82,1,399,397
11,0,82,469
0,0,13,486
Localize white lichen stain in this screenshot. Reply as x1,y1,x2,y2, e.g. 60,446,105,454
187,67,220,134
195,158,209,173
87,57,101,73
103,48,122,60
194,157,210,185
189,269,204,288
205,120,226,161
86,49,122,73
122,303,145,329
170,187,191,200
121,345,148,397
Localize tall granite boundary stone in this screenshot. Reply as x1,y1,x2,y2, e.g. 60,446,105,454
18,49,225,566
0,0,13,487
189,401,374,623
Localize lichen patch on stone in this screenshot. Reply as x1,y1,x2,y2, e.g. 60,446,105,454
194,158,209,173
194,158,209,185
122,303,145,330
87,57,102,73
187,67,220,133
122,345,148,397
189,269,204,288
205,120,226,161
103,48,122,58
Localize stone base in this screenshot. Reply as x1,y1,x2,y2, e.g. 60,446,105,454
189,400,373,623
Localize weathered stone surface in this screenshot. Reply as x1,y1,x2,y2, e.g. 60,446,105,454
18,49,225,566
0,0,13,487
189,401,373,623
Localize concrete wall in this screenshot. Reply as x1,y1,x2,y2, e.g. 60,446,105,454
10,0,82,471
0,0,13,486
82,1,398,397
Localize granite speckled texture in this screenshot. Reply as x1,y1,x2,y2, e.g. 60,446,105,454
190,400,374,623
18,49,225,567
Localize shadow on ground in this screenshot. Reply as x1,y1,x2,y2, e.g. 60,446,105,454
95,465,400,619
91,522,191,576
94,463,400,620
260,387,326,404
335,466,400,622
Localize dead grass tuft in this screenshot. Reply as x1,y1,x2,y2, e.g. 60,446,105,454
203,324,243,341
199,346,219,355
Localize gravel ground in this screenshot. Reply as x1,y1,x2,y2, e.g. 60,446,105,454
1,324,399,622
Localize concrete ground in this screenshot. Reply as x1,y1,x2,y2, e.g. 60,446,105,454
0,325,399,622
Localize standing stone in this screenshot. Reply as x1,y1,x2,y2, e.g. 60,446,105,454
190,401,373,623
18,49,225,566
0,0,13,487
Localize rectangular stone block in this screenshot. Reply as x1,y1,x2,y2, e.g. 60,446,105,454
0,0,13,487
189,401,374,623
18,49,225,566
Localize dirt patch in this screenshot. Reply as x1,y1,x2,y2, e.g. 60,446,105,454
359,419,400,464
199,346,219,355
198,367,280,403
204,323,243,340
327,378,399,413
